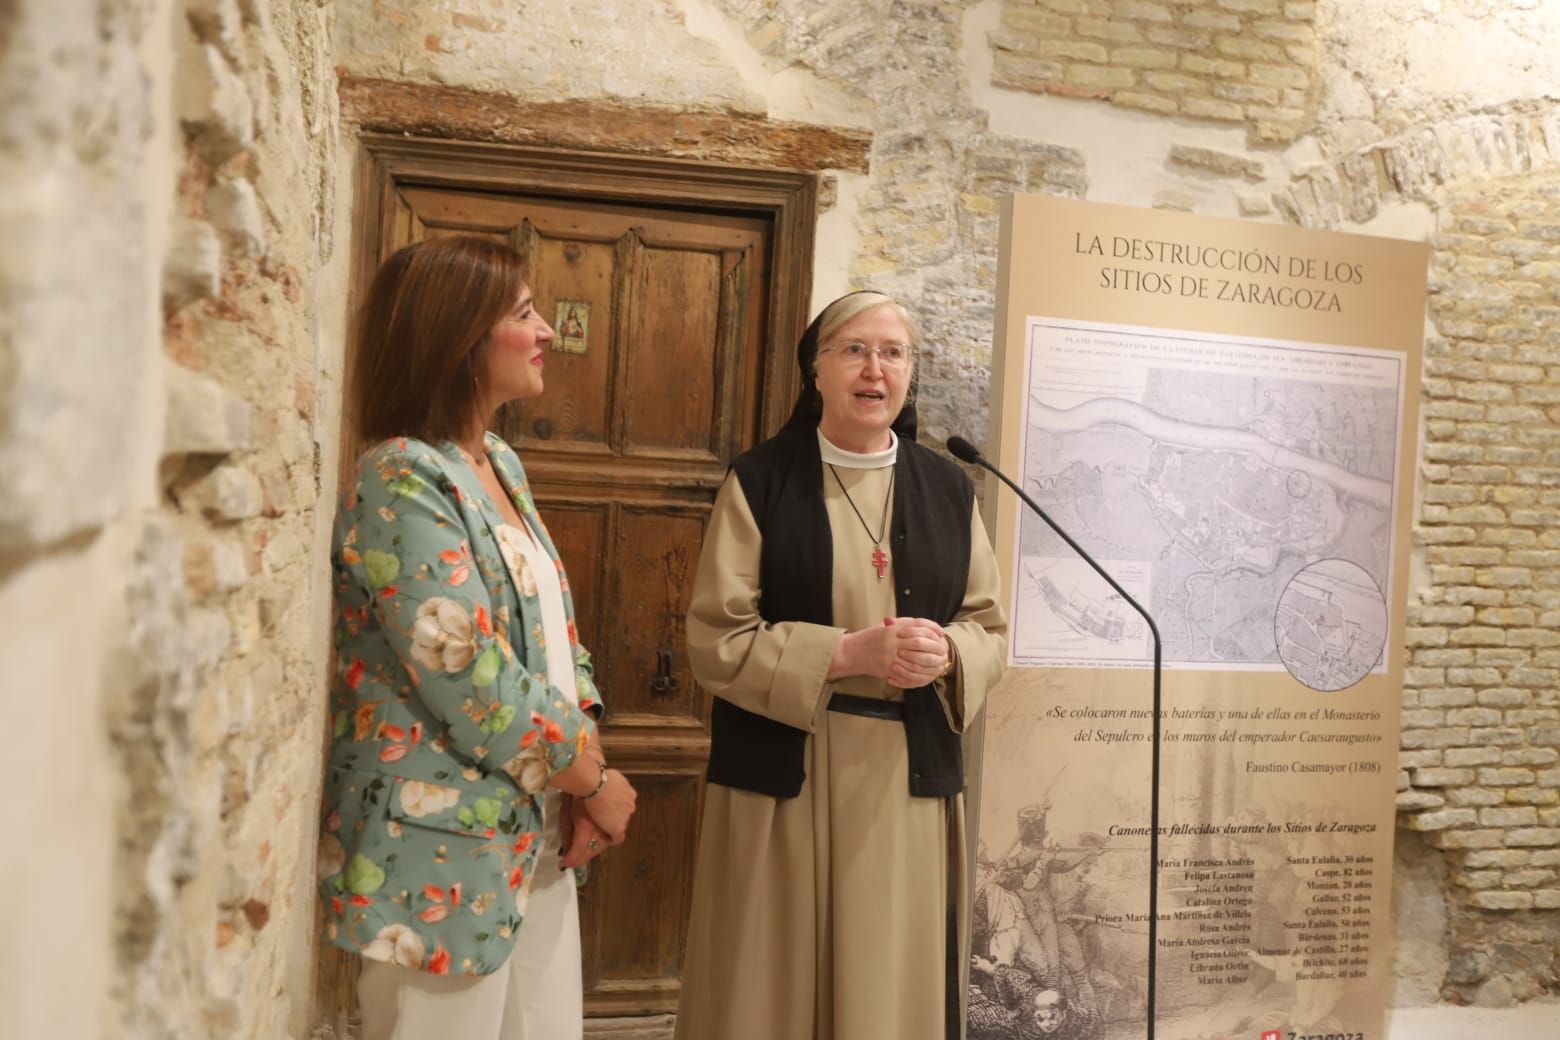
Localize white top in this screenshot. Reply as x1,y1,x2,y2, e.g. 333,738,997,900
493,518,578,706
818,428,898,470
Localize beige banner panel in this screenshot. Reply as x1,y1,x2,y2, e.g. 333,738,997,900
972,195,1428,1040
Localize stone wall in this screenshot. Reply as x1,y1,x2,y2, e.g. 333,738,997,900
1276,103,1560,229
695,0,1088,444
138,0,341,1035
0,1,166,1035
0,0,343,1036
1318,0,1560,151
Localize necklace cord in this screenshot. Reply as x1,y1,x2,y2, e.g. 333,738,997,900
827,463,895,544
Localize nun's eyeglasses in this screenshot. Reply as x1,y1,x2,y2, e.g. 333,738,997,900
817,341,914,369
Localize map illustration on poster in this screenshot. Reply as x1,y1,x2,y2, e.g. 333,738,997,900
1010,318,1404,687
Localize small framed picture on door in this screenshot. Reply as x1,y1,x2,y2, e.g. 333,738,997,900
554,300,590,354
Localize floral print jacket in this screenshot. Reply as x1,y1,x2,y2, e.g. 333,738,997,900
319,434,602,977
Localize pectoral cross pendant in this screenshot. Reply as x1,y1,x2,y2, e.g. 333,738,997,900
872,546,889,580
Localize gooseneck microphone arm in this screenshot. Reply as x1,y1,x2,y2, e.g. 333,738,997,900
948,435,1163,1040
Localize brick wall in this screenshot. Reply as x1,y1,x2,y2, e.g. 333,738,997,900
1397,172,1560,919
989,0,1318,141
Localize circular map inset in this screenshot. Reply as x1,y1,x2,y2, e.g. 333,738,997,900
1274,559,1387,692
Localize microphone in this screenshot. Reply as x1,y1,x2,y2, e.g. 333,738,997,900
949,434,1165,1040
945,434,983,466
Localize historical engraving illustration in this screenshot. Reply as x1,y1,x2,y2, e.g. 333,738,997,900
970,798,1121,1040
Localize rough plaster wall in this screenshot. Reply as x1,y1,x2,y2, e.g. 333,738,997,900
1392,829,1453,1005
335,0,762,113
1317,0,1560,156
0,0,162,550
2,0,343,1037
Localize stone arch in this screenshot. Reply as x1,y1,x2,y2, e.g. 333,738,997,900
1274,98,1560,229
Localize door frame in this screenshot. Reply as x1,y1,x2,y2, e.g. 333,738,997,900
350,133,818,444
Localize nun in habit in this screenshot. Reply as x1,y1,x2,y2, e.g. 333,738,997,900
674,291,1008,1040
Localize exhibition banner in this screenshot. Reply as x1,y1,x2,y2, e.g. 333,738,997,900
970,195,1428,1040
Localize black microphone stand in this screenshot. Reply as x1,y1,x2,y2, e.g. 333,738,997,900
949,436,1163,1040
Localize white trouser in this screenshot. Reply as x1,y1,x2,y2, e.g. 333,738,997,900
357,793,582,1040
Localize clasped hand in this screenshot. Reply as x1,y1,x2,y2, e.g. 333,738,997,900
560,794,615,870
832,616,951,688
558,758,637,870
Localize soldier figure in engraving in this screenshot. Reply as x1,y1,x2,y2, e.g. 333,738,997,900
972,802,1106,1037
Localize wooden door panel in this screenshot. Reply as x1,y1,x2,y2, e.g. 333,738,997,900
518,226,619,453
399,186,772,253
394,203,424,247
392,190,510,243
603,504,707,725
533,500,609,670
623,247,726,459
579,771,705,1014
399,179,769,472
396,187,524,237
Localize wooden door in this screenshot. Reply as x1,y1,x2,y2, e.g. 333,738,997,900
354,140,816,1019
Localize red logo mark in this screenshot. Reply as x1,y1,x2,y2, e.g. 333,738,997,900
1261,1031,1282,1040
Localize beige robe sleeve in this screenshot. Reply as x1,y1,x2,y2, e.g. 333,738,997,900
937,499,1008,730
685,473,846,733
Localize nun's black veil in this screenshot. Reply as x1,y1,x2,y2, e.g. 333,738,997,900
779,290,919,441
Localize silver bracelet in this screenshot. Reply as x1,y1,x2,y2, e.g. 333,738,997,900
582,758,609,800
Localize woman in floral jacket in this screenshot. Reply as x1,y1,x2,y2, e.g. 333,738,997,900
320,235,636,1040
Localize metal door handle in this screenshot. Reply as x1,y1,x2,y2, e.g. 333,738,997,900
651,647,680,697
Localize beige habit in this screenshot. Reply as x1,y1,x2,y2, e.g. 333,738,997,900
675,431,1007,1040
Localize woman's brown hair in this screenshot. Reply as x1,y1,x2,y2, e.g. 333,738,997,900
349,235,526,443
